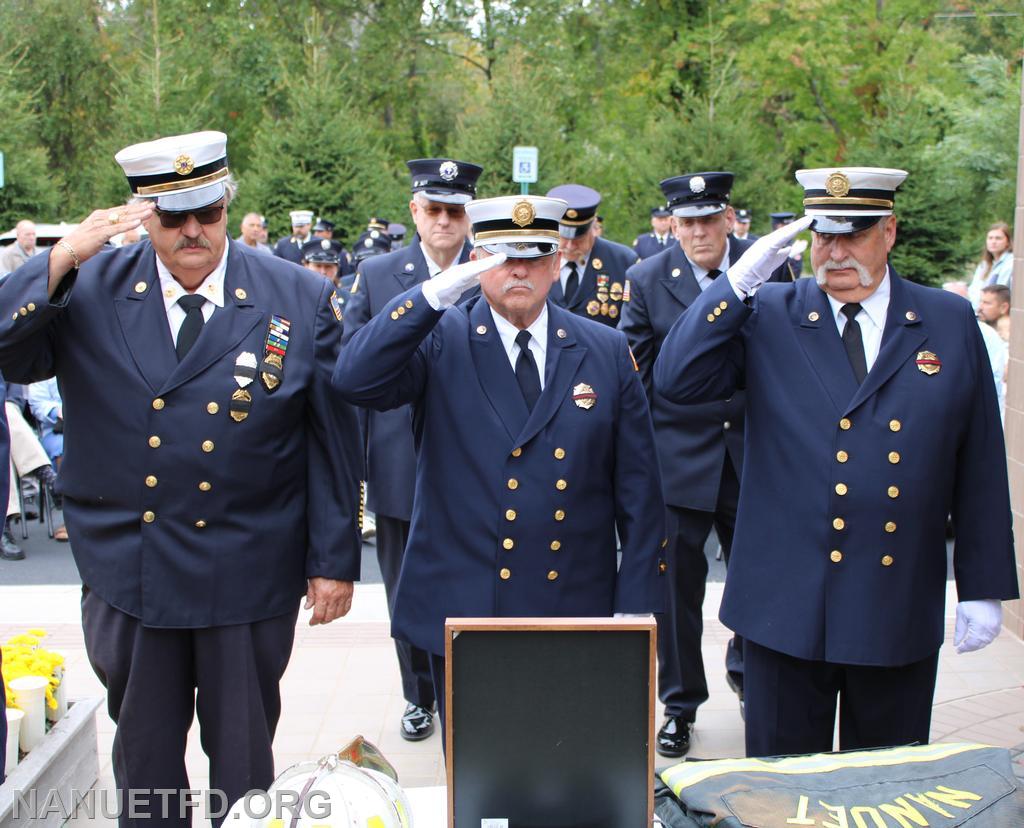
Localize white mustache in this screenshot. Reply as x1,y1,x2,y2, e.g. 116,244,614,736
173,236,212,252
502,279,534,293
815,257,872,288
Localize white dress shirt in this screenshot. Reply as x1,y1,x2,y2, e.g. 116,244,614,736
489,304,548,390
687,240,731,292
156,244,229,343
825,270,891,372
422,249,444,279
559,251,591,294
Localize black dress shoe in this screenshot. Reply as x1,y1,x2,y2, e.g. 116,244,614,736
656,716,692,758
2,524,25,561
400,703,435,741
726,670,744,701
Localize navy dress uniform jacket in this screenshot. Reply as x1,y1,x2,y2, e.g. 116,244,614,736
0,241,363,628
341,235,472,521
633,232,671,260
334,288,667,655
550,237,638,327
273,235,305,264
620,238,788,510
653,272,1018,667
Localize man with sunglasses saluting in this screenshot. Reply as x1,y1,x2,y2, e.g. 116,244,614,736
0,131,364,826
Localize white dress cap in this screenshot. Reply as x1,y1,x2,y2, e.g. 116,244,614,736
796,167,908,217
115,131,229,211
289,210,314,226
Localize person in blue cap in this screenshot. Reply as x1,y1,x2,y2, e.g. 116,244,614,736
545,183,638,327
732,208,756,241
342,158,482,743
313,218,353,278
633,205,674,259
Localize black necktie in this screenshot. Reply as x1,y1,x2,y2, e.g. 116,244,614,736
706,269,721,281
176,294,207,361
840,303,867,384
514,330,541,411
564,262,579,303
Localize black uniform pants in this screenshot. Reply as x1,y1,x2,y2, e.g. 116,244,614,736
377,515,436,710
82,587,297,827
657,460,741,721
744,639,939,757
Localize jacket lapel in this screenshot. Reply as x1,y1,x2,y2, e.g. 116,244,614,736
515,304,587,449
467,297,530,442
159,244,264,395
657,246,701,309
793,280,859,414
113,250,178,395
844,272,926,415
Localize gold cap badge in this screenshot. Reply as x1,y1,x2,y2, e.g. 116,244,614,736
511,201,536,227
173,154,195,176
825,171,851,198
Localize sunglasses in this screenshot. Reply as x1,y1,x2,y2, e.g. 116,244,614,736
154,203,225,229
420,204,466,219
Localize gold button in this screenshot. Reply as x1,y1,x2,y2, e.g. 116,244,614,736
11,313,17,320
554,509,565,521
719,301,728,310
207,402,219,415
836,450,848,463
202,440,215,453
887,486,899,498
547,570,559,581
152,398,165,410
505,509,516,521
554,448,565,460
511,447,522,457
889,419,901,432
27,303,35,312
397,305,406,315
550,541,561,551
706,313,716,323
405,299,413,309
502,538,514,550
234,288,247,300
507,478,518,490
199,481,212,492
839,418,852,430
835,483,848,496
885,521,897,533
905,311,916,321
888,451,900,464
555,479,567,491
499,567,511,580
148,435,161,448
713,307,722,316
808,311,820,322
833,517,845,531
134,281,147,294
142,511,155,523
881,555,894,567
830,550,843,563
145,475,158,488
195,520,207,529
476,325,488,335
18,307,26,316
659,561,668,573
556,328,567,339
390,311,399,320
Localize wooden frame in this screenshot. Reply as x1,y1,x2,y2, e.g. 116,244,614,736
444,617,656,828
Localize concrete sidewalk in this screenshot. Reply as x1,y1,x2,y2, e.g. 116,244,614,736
2,582,1023,825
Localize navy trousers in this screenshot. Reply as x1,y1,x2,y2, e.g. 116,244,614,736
82,587,298,826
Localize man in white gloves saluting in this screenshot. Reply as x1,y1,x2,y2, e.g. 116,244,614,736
654,167,1018,757
334,195,666,733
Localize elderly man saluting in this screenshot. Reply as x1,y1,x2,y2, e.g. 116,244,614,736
654,167,1018,757
334,195,666,728
0,132,363,824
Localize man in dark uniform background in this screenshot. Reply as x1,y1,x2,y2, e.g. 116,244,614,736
273,209,314,264
342,157,482,742
312,218,353,278
633,205,674,259
732,208,755,241
655,166,1018,757
546,183,637,327
0,131,363,824
620,171,789,758
770,211,806,279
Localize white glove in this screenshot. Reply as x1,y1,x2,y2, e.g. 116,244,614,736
789,238,808,259
728,214,814,298
421,253,507,310
954,599,1002,653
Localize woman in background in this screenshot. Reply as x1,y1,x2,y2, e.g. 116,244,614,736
968,221,1013,308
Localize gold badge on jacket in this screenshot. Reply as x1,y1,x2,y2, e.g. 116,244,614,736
260,315,290,393
573,382,597,410
915,351,941,376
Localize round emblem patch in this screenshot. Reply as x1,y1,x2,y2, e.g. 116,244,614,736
321,239,331,250
566,209,578,219
511,201,536,227
825,171,851,198
689,176,706,194
439,161,459,181
173,154,195,176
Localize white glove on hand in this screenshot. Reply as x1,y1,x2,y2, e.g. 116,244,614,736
728,214,814,298
789,238,808,259
954,599,1002,653
421,252,507,310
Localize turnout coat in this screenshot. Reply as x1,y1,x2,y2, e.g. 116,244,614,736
0,241,363,628
653,271,1017,666
342,235,472,521
334,287,666,654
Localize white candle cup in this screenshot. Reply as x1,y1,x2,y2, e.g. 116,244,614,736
5,708,25,775
47,666,66,723
9,676,49,753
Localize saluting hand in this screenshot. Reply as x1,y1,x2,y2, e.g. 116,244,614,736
305,577,354,625
729,214,814,298
421,252,507,309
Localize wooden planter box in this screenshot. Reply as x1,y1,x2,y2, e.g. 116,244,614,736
0,697,103,828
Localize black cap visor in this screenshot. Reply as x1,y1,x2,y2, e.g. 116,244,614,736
481,242,559,259
809,214,883,235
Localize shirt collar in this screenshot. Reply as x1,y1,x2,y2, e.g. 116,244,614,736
686,239,731,282
825,267,891,329
156,243,229,310
560,249,591,273
489,303,549,357
421,248,444,278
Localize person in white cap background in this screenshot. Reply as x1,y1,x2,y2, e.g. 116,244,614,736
0,131,364,824
273,208,315,263
334,194,667,736
654,167,1018,757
